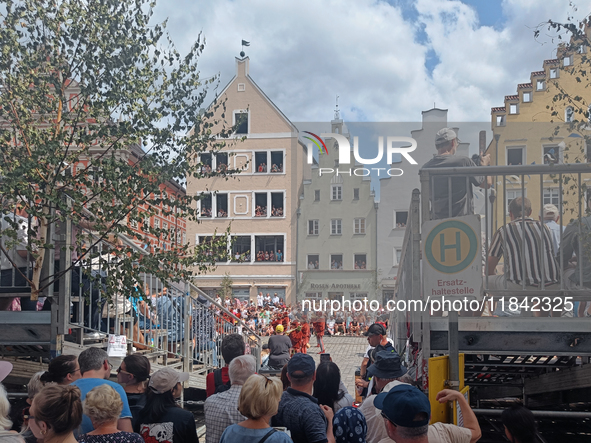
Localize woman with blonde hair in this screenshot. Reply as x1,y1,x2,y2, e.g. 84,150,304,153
219,374,292,443
28,384,82,443
77,385,143,443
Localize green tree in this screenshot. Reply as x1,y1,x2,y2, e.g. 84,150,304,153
218,273,233,302
0,0,237,300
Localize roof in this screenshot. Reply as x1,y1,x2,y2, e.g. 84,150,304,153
517,83,533,89
531,70,546,77
505,95,519,101
491,107,506,112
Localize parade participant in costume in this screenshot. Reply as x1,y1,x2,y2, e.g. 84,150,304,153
312,314,326,353
288,322,303,354
300,315,311,354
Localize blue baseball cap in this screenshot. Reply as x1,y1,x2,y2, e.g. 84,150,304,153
374,385,430,428
287,353,315,377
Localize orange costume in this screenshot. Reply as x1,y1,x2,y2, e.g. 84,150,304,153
281,314,290,331
300,321,310,354
289,322,302,354
312,317,326,352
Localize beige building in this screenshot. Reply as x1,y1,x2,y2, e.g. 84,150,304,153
186,57,306,304
486,32,591,231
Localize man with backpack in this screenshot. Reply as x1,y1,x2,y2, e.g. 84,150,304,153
205,333,245,397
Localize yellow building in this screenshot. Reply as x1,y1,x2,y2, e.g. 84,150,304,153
186,57,306,304
486,31,591,231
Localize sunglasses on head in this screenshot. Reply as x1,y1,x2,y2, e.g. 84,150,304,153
381,411,397,427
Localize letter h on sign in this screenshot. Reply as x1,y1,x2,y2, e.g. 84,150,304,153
440,232,461,262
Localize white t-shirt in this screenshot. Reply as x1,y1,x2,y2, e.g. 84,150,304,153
272,296,280,304
376,422,471,443
257,295,264,306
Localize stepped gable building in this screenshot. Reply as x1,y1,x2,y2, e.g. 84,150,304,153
486,29,591,232
296,112,378,304
186,56,306,304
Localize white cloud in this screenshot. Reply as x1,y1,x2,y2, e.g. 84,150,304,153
152,0,591,124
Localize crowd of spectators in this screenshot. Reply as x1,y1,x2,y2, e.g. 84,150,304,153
255,250,283,262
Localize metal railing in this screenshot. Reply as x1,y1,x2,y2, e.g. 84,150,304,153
393,163,591,393
0,213,261,374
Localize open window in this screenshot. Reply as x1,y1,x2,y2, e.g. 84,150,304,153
354,254,367,270
200,193,212,217
200,153,212,174
231,235,251,262
216,153,228,173
255,235,284,262
496,115,505,127
330,254,343,270
507,147,524,166
307,254,319,269
234,112,248,134
255,193,268,217
395,211,408,228
536,79,545,91
216,193,228,217
565,106,574,123
270,151,283,173
255,152,267,173
543,146,560,164
270,192,284,217
199,235,227,262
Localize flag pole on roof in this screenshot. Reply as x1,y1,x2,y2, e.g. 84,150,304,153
240,40,250,57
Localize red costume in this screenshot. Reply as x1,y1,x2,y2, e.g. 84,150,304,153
289,322,302,353
300,321,310,354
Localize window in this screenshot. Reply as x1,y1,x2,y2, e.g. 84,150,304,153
328,292,343,300
543,146,560,164
394,249,402,265
354,254,367,270
509,103,518,114
543,188,560,205
306,292,322,299
231,236,251,262
578,44,586,54
350,292,368,300
523,91,532,102
182,232,186,245
270,192,284,217
199,235,228,262
235,112,248,134
395,211,408,228
507,147,524,166
506,189,526,213
307,254,319,269
154,218,160,229
142,215,151,232
270,151,283,173
330,254,343,270
255,152,267,173
215,153,228,173
353,188,360,200
163,221,168,230
255,193,268,217
200,153,212,175
308,220,319,235
536,79,545,91
129,217,138,229
331,184,342,201
331,219,342,235
354,218,366,234
564,55,573,66
199,193,212,217
254,235,284,262
177,230,182,244
314,190,320,201
216,193,228,217
565,106,574,123
496,115,505,126
549,68,559,79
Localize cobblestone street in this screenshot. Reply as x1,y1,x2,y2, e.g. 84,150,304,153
264,335,368,393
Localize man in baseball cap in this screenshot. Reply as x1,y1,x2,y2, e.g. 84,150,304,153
357,323,394,398
149,367,189,394
272,353,335,443
422,127,491,221
540,203,563,254
375,385,481,443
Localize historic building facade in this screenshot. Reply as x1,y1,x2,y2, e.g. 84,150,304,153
296,115,378,303
186,57,306,304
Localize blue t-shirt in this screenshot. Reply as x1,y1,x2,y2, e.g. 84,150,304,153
220,425,292,443
73,378,133,434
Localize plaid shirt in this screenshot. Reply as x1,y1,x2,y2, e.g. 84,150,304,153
204,385,245,443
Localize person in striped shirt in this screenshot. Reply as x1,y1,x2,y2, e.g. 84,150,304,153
487,197,562,317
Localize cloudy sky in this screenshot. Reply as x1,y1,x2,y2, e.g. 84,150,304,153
152,0,590,125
